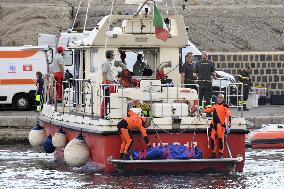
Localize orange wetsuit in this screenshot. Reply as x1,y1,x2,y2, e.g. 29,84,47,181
117,111,150,154
202,102,231,156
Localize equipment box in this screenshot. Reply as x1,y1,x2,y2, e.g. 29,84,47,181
172,103,189,117
258,96,267,105
271,95,284,105
152,103,172,117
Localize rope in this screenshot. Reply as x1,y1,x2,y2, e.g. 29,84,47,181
104,0,116,51
165,64,179,75
150,115,200,136
83,0,91,34
150,111,212,149
190,114,200,148
71,0,82,31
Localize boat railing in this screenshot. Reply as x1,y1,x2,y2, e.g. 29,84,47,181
43,73,58,111
43,77,95,118
100,82,125,119
43,77,244,119
63,78,94,118
226,82,244,117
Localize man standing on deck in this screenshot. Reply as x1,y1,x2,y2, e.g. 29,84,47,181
181,52,197,90
238,66,252,111
51,46,65,102
101,50,116,118
201,94,231,158
194,51,216,108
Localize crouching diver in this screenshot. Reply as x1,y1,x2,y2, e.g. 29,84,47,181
200,94,231,158
117,111,151,160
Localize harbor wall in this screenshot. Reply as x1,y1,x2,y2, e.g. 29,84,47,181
0,113,37,144
209,52,284,96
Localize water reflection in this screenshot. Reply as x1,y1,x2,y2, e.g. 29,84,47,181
0,144,283,189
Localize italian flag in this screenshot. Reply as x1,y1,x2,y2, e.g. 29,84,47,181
153,2,169,41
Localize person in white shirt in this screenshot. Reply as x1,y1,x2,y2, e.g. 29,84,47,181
50,46,65,101
101,50,116,118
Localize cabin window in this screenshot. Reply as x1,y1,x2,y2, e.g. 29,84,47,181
116,48,158,78
90,49,97,73
63,50,73,66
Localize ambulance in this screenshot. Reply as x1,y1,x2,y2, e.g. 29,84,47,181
0,45,50,110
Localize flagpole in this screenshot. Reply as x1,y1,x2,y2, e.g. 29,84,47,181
134,0,152,16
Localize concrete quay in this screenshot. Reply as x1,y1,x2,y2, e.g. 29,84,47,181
0,107,38,144
0,105,283,144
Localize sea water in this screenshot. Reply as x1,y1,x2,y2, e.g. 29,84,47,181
0,144,283,189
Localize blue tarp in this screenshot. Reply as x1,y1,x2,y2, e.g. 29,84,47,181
130,144,202,160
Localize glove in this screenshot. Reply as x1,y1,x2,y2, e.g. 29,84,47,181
226,127,230,135
197,107,203,114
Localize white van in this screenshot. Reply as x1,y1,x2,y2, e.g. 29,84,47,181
0,45,49,110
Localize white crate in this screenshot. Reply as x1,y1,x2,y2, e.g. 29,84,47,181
152,103,189,117
152,103,172,117
172,103,189,117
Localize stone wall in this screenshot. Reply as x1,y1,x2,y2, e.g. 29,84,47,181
208,52,284,96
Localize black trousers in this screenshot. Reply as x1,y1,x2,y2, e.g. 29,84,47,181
243,84,249,101
104,86,110,116
184,79,197,91
197,81,212,107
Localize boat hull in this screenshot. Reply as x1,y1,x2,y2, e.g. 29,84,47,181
41,120,246,173
109,158,243,173
251,131,284,149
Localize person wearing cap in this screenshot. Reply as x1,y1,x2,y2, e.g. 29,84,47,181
181,52,197,90
117,110,151,160
194,51,216,108
101,50,116,118
50,46,65,101
200,94,231,158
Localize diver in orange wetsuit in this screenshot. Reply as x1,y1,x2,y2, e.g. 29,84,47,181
117,110,151,160
201,94,231,158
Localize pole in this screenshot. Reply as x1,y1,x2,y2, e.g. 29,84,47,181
225,135,232,158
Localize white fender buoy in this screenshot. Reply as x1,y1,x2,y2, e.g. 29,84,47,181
64,132,90,167
28,123,46,147
52,128,67,148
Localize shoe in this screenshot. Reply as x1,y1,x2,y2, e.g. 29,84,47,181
243,105,249,111
210,153,216,159
119,153,124,159
122,154,131,160
218,154,223,159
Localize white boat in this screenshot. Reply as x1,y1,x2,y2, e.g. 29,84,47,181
35,0,248,173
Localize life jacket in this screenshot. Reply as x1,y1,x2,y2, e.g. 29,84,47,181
123,113,147,137
203,102,231,126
